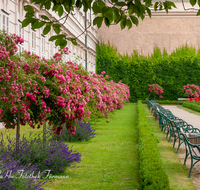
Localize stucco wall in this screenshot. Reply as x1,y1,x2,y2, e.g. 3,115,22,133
98,3,200,56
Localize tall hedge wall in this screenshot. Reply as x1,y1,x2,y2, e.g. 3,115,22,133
96,43,200,102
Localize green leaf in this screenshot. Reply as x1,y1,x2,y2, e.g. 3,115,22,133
55,38,63,46
98,0,106,9
22,18,35,28
104,17,110,27
128,4,134,16
190,0,196,6
82,0,89,12
154,2,159,11
113,8,120,23
58,5,64,17
197,9,200,15
49,35,59,41
144,0,152,7
24,5,35,13
76,0,81,8
49,34,66,41
130,16,138,26
166,1,177,8
93,17,103,28
104,9,113,21
163,2,169,13
35,21,46,29
92,2,102,13
59,40,68,49
25,12,34,18
126,19,132,29
45,1,51,10
146,7,151,18
41,15,50,20
116,2,126,6
120,19,126,30
31,20,39,29
43,25,51,35
71,38,78,46
53,25,61,35
40,1,46,9
53,4,59,11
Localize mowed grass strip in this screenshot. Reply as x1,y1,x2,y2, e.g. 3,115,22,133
143,104,196,190
43,103,139,190
178,105,200,116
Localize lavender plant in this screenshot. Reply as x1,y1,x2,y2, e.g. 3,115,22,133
51,121,96,142
0,159,46,190
0,131,81,175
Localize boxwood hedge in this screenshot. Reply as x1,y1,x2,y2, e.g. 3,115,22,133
137,100,170,190
96,43,200,102
183,101,200,112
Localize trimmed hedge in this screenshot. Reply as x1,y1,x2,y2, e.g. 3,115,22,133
141,100,183,105
183,101,200,112
96,43,200,102
137,100,170,190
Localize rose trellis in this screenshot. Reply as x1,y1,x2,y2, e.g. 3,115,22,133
0,30,129,151
182,84,200,98
148,84,163,100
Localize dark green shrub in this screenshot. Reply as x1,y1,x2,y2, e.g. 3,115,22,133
96,43,200,101
137,100,170,190
183,101,200,112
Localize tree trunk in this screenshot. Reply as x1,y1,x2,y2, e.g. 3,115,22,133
43,121,46,148
16,112,20,154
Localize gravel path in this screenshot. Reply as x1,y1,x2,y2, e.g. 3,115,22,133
162,105,200,189
163,105,200,129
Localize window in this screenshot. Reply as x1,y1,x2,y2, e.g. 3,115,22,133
83,60,86,68
91,63,93,72
88,61,90,71
68,51,71,61
94,63,96,73
1,10,9,33
41,35,45,58
73,53,76,62
18,21,24,53
49,41,54,59
63,54,67,63
31,29,36,55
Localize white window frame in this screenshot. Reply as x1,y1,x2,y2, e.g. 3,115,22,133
41,35,45,58
94,63,96,73
18,21,24,53
49,41,54,59
1,10,9,34
88,61,91,72
84,60,86,69
73,53,76,62
68,51,71,61
80,58,82,65
31,29,36,55
63,54,67,63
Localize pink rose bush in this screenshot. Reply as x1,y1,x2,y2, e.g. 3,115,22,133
0,30,129,136
148,84,163,99
183,84,200,98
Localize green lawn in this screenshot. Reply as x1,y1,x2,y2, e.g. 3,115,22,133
2,102,196,189
43,103,139,190
143,104,196,190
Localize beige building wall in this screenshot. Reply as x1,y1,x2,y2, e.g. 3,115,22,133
98,2,200,56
